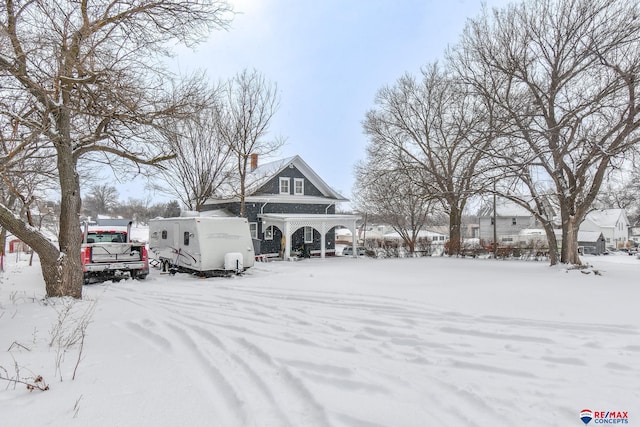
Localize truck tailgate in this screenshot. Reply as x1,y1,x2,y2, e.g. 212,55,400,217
90,244,142,263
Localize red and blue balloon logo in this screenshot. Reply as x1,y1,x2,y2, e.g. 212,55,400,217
581,409,593,425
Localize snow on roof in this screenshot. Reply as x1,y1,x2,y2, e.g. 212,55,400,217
212,155,348,202
199,209,235,217
584,209,627,228
383,229,447,240
245,156,297,194
577,230,603,242
519,229,545,235
478,198,534,217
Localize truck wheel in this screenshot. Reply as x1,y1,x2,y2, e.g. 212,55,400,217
133,273,147,280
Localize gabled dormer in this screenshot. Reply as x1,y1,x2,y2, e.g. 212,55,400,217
249,155,347,201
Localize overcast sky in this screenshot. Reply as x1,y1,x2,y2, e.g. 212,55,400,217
116,0,513,206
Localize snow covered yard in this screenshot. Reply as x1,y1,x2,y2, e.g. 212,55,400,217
1,254,639,427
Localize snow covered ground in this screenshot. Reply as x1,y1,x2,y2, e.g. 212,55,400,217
0,252,639,426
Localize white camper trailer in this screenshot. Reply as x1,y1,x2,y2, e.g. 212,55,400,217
148,217,255,276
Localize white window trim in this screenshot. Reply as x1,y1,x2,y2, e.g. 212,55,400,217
249,222,258,239
279,177,290,194
294,178,304,195
304,226,313,243
264,226,273,240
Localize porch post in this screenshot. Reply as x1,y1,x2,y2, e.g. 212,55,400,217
284,220,292,260
320,221,326,259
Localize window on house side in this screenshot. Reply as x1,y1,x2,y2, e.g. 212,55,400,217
161,230,167,239
264,226,273,240
512,218,517,225
304,226,313,243
250,223,258,239
294,178,304,195
279,177,290,194
183,231,190,246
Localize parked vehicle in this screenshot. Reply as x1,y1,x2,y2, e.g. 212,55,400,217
342,246,367,256
81,221,149,284
148,216,255,277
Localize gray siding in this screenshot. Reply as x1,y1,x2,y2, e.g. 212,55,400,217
478,215,540,242
254,166,324,197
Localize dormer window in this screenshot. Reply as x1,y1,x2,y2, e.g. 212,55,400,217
279,177,290,194
294,178,304,195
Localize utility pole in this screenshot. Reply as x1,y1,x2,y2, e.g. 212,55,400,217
493,184,497,258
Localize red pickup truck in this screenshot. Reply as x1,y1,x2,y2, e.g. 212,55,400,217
81,221,149,284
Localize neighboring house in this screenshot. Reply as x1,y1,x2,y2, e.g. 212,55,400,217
353,223,449,248
477,199,547,244
200,155,359,258
382,229,448,245
8,238,30,253
629,226,640,245
356,224,393,243
335,227,353,245
579,209,630,249
577,231,606,255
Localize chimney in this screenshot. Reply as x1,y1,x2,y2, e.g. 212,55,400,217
250,153,258,171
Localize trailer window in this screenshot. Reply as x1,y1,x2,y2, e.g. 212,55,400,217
162,230,167,239
184,231,190,246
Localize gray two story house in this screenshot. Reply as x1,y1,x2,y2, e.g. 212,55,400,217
200,155,358,258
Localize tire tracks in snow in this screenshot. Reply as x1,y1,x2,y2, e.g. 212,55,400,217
103,279,640,427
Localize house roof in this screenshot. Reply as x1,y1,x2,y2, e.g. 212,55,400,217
477,198,536,217
383,229,448,240
210,155,348,203
584,209,628,228
577,230,603,243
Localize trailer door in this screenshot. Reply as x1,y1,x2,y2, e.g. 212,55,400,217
173,222,180,249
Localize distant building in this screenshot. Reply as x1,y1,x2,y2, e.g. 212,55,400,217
577,231,606,255
580,209,630,249
477,199,547,244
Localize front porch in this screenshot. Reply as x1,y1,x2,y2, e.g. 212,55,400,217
258,213,360,259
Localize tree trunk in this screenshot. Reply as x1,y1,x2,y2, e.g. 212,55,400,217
565,215,582,266
0,202,64,293
540,221,559,266
54,145,84,298
407,238,415,254
448,206,462,256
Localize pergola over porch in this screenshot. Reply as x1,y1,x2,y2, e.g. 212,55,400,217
258,213,360,259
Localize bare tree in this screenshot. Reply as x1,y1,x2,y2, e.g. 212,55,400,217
354,157,434,254
82,184,119,219
155,82,232,211
453,0,640,265
217,68,283,217
0,0,233,297
595,166,640,226
363,64,493,255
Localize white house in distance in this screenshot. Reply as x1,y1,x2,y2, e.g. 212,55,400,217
580,208,630,249
477,199,548,244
